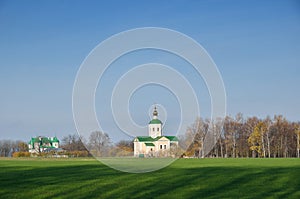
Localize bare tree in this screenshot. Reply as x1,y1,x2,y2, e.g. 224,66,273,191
223,116,240,158
295,123,300,158
0,140,11,157
0,140,20,157
116,140,133,151
62,134,87,151
88,131,111,157
110,140,134,157
182,117,208,157
264,116,272,158
209,118,224,158
194,118,209,158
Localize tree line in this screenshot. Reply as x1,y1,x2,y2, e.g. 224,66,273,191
61,114,300,158
182,114,300,158
1,114,299,158
60,131,133,157
0,132,133,157
0,140,28,157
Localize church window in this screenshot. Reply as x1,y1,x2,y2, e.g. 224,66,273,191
157,127,159,131
153,128,155,131
160,145,162,149
164,145,167,149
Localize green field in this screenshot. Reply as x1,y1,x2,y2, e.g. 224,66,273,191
0,158,299,199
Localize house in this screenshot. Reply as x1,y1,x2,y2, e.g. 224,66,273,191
133,106,179,157
28,136,60,153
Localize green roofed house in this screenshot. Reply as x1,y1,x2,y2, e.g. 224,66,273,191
28,136,60,153
133,106,179,157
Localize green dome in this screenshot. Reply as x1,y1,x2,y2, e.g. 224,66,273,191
52,137,59,142
149,119,162,124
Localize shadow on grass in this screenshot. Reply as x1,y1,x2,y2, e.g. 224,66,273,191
0,159,299,199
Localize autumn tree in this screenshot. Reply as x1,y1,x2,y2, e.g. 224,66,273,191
242,117,259,157
17,141,28,152
248,122,267,157
270,115,294,157
182,114,299,158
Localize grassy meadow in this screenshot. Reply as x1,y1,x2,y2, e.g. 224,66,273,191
0,158,299,199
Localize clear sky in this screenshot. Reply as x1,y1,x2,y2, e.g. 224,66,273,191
0,0,299,141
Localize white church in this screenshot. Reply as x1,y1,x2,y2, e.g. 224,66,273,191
133,106,179,157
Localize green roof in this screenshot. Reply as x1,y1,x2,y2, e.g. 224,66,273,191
136,136,178,142
28,137,60,144
41,137,50,143
153,136,178,141
153,136,162,141
149,119,162,124
145,143,155,146
52,137,59,142
164,136,179,141
28,137,39,144
136,136,154,142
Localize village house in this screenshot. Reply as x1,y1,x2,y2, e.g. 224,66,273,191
28,136,60,153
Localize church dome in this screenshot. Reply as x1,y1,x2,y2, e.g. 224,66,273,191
149,119,162,124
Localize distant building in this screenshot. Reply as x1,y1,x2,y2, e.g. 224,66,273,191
134,106,179,157
28,136,60,153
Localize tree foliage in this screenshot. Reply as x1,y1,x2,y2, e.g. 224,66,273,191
184,114,300,158
248,122,267,157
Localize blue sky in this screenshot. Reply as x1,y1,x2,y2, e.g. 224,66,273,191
0,0,299,141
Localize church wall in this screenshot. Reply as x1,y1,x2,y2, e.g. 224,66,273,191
134,141,147,156
155,139,170,150
134,141,139,156
149,123,162,138
140,142,146,154
146,147,154,157
52,142,59,148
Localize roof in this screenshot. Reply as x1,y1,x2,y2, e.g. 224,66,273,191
52,137,59,142
136,136,178,142
145,143,155,146
164,136,179,141
28,137,39,144
153,136,178,141
41,137,50,143
136,136,155,142
28,136,60,144
149,119,162,124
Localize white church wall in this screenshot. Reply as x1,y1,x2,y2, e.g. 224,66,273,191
149,123,162,138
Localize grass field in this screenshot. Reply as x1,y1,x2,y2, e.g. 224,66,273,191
0,158,299,199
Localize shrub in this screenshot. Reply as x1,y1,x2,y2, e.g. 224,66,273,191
12,151,31,157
